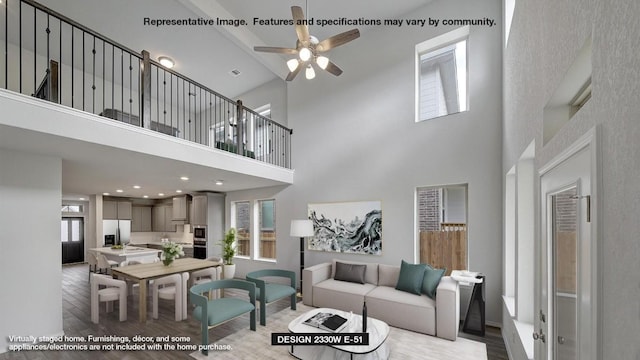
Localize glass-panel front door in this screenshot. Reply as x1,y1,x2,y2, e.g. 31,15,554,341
552,188,578,360
61,217,84,264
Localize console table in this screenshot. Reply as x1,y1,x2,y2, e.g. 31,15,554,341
451,271,486,336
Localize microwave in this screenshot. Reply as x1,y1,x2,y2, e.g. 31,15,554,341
193,226,206,239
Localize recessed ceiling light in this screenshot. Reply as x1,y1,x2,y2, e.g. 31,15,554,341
143,195,149,199
103,192,110,196
180,176,189,181
176,190,183,193
158,193,165,196
158,56,175,69
116,189,124,193
215,180,224,186
133,185,141,189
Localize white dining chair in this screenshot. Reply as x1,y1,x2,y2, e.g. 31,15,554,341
96,254,119,275
152,272,190,321
191,266,221,299
90,273,127,323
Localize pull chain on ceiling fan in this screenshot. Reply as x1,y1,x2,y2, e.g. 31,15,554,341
254,5,360,81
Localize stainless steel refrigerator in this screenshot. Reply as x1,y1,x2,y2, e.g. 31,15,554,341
103,220,131,246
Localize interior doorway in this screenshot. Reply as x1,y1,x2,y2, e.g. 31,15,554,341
61,217,84,264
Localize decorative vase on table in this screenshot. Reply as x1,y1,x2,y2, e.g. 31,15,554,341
161,241,184,267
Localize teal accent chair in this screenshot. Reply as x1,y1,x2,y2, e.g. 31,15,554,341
246,269,296,326
190,279,256,355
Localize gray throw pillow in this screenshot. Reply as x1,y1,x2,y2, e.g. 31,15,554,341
334,262,366,284
395,260,426,295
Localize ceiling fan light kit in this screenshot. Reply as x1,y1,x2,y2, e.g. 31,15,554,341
287,59,300,72
253,6,360,81
305,65,316,80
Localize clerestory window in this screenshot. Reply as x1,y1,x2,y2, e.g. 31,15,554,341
416,26,469,122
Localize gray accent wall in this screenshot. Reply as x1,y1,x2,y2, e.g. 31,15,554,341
503,0,640,358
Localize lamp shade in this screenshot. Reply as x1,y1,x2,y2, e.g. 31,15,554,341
290,219,314,237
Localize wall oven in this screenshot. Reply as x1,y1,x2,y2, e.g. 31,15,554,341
193,226,207,259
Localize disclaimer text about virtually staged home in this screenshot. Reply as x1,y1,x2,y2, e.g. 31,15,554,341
6,335,231,353
6,332,368,353
142,16,497,28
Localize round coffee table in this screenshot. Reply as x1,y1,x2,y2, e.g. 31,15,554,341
287,307,390,359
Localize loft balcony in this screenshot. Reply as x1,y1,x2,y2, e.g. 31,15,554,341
0,0,293,171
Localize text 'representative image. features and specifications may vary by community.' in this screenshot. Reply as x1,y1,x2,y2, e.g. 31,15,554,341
142,16,497,28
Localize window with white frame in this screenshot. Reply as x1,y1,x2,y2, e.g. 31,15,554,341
257,199,276,260
233,201,251,257
416,26,469,122
232,199,277,261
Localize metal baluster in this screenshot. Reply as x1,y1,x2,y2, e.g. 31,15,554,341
163,69,166,129
19,1,22,92
102,40,104,112
120,48,123,119
111,44,114,112
91,36,95,113
46,14,50,100
4,0,7,89
58,17,61,103
71,26,74,107
32,6,35,94
81,31,84,110
129,49,132,126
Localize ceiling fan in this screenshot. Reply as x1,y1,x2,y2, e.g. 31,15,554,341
254,6,360,81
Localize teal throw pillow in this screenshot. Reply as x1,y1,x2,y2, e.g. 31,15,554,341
395,260,426,295
421,264,446,299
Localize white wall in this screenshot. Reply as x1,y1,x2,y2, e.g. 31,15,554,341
0,148,63,353
503,0,640,358
234,78,288,127
225,0,503,324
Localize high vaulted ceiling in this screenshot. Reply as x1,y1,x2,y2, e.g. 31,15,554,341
41,0,433,97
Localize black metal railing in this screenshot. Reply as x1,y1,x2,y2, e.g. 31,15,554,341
0,0,292,169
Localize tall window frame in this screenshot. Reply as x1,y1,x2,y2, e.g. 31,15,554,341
415,26,470,122
232,201,251,258
231,198,278,262
256,199,276,261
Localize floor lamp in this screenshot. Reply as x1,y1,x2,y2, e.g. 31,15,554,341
290,219,314,297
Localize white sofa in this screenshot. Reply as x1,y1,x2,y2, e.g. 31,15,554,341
303,259,460,340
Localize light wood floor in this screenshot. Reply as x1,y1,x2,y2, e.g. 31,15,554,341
0,264,508,359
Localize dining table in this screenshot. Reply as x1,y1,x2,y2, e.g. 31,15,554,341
111,258,220,322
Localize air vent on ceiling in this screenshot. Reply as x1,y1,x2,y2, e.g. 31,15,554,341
229,69,241,77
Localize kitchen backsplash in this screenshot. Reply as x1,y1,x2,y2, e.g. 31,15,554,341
129,224,194,245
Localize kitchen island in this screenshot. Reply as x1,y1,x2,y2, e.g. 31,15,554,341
90,246,161,266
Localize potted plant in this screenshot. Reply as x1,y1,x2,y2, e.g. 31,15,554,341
219,228,237,279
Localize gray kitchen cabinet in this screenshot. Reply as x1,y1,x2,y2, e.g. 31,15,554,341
103,200,132,220
183,247,193,258
172,196,188,221
164,205,176,232
117,201,132,220
103,200,118,219
132,206,152,232
152,204,175,232
191,195,207,226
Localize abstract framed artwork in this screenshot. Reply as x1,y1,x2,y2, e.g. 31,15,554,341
307,201,382,255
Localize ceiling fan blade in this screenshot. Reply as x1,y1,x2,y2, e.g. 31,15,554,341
316,29,360,52
285,66,302,81
253,46,298,55
323,61,343,76
291,6,310,44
